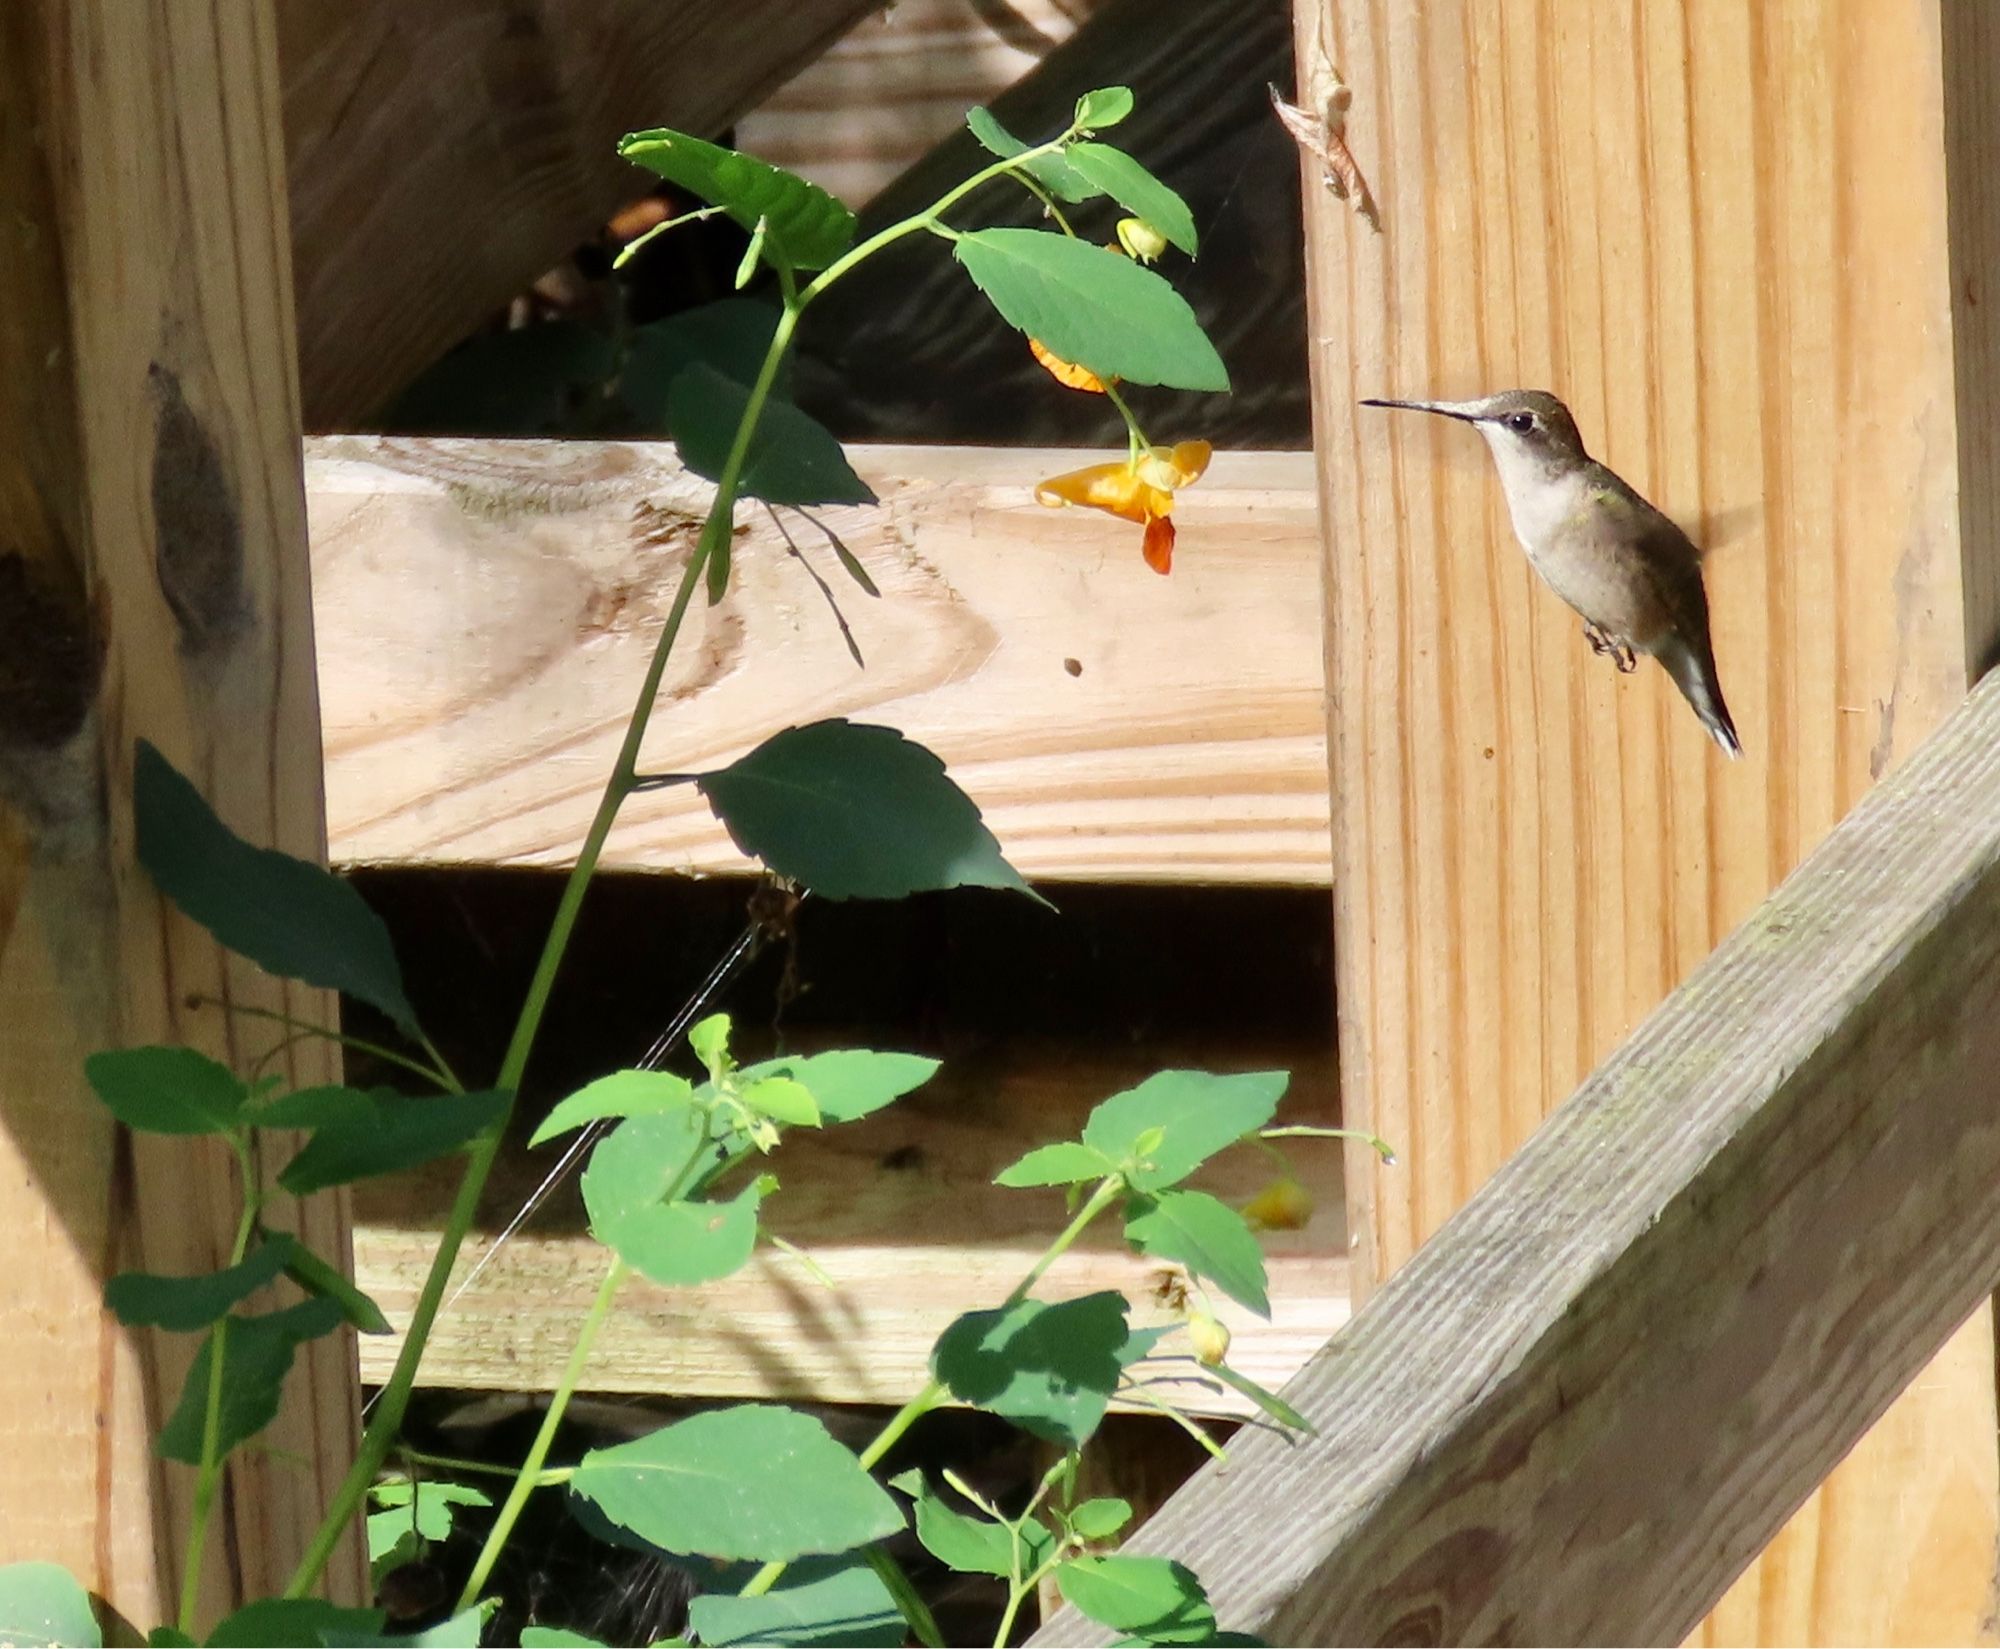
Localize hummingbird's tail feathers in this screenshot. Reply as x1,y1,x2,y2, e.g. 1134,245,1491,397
1656,634,1743,759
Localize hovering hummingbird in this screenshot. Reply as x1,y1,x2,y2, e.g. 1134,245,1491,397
1361,390,1742,758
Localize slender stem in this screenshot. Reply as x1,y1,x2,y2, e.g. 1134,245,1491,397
207,999,459,1092
457,1256,629,1609
392,1449,531,1484
1004,1177,1124,1308
1100,379,1150,461
177,1186,260,1636
863,1543,945,1649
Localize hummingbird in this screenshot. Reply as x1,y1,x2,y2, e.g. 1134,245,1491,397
1360,390,1742,758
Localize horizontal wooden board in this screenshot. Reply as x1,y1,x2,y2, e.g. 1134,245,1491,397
353,1040,1345,1418
308,439,1330,884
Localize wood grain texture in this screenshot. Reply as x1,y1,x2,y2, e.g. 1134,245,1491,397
734,0,1102,209
1296,0,2000,1641
278,0,882,430
309,438,1331,885
1035,664,2000,1647
0,0,361,1623
351,1042,1344,1417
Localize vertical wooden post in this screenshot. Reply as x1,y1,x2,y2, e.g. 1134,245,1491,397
1305,0,2000,1640
0,0,362,1627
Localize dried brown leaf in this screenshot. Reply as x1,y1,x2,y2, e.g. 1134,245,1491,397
1269,78,1381,234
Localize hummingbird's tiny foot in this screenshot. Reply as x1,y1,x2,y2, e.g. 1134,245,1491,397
1583,623,1638,672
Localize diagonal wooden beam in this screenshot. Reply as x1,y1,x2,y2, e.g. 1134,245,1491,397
279,0,882,430
1036,662,2000,1644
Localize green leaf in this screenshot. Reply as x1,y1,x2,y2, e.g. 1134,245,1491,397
740,1076,820,1128
965,107,1098,203
894,1472,1052,1579
207,1600,386,1648
1199,1361,1314,1435
668,362,876,507
1124,1190,1269,1317
953,229,1227,392
150,1631,198,1647
381,320,616,436
1082,1071,1288,1192
621,300,788,428
157,1299,344,1464
0,1562,100,1649
1056,1556,1215,1640
597,1175,768,1288
1068,1498,1132,1541
730,1050,939,1124
281,1239,392,1335
369,1479,493,1547
580,1108,718,1239
134,740,417,1033
278,1089,507,1195
106,1236,293,1331
569,1405,904,1561
690,1013,734,1078
698,720,1044,904
687,1555,900,1647
931,1292,1135,1447
322,1602,493,1647
994,1141,1116,1188
1073,87,1136,131
247,1083,369,1130
1065,144,1197,256
84,1046,246,1136
519,1632,606,1648
618,128,856,270
529,1071,696,1147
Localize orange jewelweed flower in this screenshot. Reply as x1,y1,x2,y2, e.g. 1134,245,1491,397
1035,440,1212,574
1029,337,1111,394
1243,1175,1314,1232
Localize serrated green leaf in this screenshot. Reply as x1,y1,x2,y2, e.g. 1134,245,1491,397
690,1013,734,1078
597,1176,767,1288
965,107,1099,203
687,1554,900,1647
953,229,1227,392
579,1108,718,1232
369,1479,493,1546
323,1601,494,1647
106,1236,293,1331
698,720,1044,904
529,1071,696,1147
1124,1190,1269,1317
206,1599,385,1648
156,1299,345,1465
247,1082,368,1131
932,1292,1134,1447
278,1089,508,1195
84,1045,247,1136
1074,87,1136,130
569,1406,903,1561
668,362,876,508
282,1239,392,1335
1057,1556,1215,1640
897,1473,1054,1580
729,1050,939,1124
381,320,616,436
994,1141,1116,1188
518,1632,605,1648
1065,144,1197,256
1068,1498,1132,1541
618,128,856,270
0,1562,100,1649
740,1076,820,1128
135,740,417,1032
1082,1071,1288,1192
621,300,788,429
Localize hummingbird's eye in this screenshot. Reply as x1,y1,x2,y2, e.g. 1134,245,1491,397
1505,411,1537,434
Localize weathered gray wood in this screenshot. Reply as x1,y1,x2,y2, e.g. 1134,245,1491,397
1034,665,2000,1645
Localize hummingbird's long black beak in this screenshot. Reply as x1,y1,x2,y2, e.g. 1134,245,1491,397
1359,397,1483,423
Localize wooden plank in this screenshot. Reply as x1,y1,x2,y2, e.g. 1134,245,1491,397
352,1041,1344,1417
0,0,360,1622
308,439,1331,885
1302,0,2000,1641
1034,664,2000,1645
278,0,882,430
734,0,1105,209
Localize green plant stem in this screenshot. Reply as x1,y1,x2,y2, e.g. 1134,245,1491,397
457,1256,630,1609
863,1543,946,1649
1005,1176,1124,1307
288,302,801,1602
177,1180,261,1637
392,1449,532,1483
210,999,460,1092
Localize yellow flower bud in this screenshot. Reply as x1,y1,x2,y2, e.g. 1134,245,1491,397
1188,1310,1231,1367
1116,217,1171,262
1243,1176,1314,1232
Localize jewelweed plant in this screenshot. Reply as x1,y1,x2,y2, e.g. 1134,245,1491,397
0,90,1383,1649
